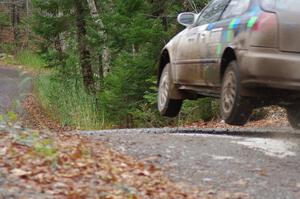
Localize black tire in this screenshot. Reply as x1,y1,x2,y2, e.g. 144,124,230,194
221,61,253,125
158,64,182,117
287,105,300,130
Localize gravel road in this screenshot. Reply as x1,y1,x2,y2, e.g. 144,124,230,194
0,65,31,116
1,65,300,199
82,128,300,199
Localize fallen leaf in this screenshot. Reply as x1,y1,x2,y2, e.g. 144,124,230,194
53,182,69,189
11,168,31,177
0,147,7,155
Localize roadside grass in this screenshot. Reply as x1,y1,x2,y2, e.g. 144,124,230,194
3,50,46,69
1,51,105,130
36,74,105,130
15,51,45,69
1,50,220,130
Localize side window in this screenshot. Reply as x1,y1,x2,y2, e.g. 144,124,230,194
222,0,250,19
197,0,230,26
276,0,300,12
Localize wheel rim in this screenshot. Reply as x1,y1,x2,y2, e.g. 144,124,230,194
222,71,237,115
158,70,169,112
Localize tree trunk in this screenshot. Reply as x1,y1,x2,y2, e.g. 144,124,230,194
58,10,67,52
102,47,110,77
11,0,19,54
86,0,111,78
25,0,31,48
74,0,95,94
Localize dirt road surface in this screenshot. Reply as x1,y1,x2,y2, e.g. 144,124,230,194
1,65,300,198
0,65,31,116
82,126,300,198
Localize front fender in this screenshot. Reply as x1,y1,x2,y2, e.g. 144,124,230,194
157,48,183,100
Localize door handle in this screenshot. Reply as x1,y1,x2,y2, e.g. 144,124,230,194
199,33,206,39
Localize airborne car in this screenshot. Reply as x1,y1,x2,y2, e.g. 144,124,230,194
157,0,300,129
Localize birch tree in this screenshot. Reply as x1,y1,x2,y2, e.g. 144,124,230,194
86,0,110,78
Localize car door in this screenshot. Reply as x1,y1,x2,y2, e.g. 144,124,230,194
174,0,230,86
174,24,207,85
202,0,251,87
194,0,231,87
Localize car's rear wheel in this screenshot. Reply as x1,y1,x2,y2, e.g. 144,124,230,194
158,64,182,117
287,105,300,130
221,61,253,125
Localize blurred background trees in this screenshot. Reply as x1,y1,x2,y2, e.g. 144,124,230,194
0,0,216,129
0,0,32,53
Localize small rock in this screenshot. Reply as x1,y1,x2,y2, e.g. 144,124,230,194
45,190,56,195
118,146,126,152
13,125,22,130
250,168,262,172
203,178,213,183
297,183,300,188
232,192,249,199
142,156,160,162
217,191,231,199
166,149,172,153
207,189,217,195
232,179,248,187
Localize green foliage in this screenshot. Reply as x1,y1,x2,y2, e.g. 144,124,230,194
16,51,46,68
0,111,19,126
133,83,219,127
34,139,57,158
100,50,156,127
0,44,16,54
31,0,75,69
3,50,46,69
132,104,176,128
36,73,105,129
12,130,57,158
7,111,18,123
0,12,9,27
181,98,220,123
30,0,217,129
251,108,268,121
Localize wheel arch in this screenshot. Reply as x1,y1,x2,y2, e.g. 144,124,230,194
220,47,237,81
157,48,183,100
220,47,257,98
157,49,171,85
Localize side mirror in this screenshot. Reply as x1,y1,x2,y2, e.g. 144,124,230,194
177,12,196,27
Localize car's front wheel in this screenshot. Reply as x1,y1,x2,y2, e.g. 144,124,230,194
221,61,253,125
158,64,182,117
287,105,300,130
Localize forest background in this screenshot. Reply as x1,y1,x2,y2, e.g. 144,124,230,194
0,0,221,130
